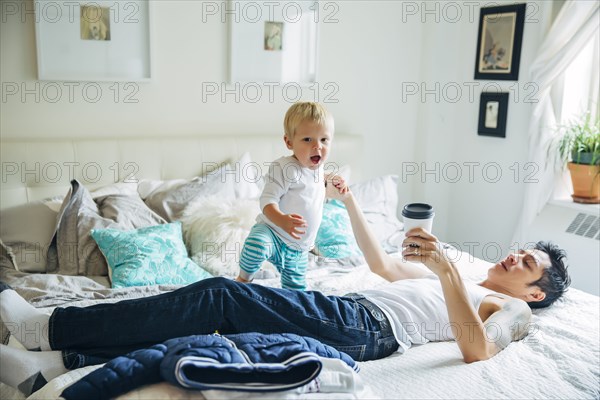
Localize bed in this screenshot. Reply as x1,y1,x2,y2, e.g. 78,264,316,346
1,136,599,400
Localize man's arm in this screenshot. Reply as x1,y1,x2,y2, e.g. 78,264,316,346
334,190,428,282
403,229,532,362
481,296,532,353
436,266,531,362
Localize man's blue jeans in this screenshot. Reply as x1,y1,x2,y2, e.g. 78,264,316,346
51,277,399,369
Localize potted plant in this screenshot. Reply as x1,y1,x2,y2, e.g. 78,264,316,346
553,112,600,203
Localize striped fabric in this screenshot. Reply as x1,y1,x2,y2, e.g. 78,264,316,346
240,224,308,290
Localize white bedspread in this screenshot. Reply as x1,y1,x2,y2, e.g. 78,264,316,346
360,287,599,399
1,253,599,400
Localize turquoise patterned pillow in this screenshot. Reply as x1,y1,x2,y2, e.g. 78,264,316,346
315,200,362,259
91,222,212,288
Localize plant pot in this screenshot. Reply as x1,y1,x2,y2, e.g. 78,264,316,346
567,162,600,203
570,151,598,165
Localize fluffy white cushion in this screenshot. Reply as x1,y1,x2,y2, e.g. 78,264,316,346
181,196,260,277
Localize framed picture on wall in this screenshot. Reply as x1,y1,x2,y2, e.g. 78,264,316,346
34,1,152,81
474,3,526,81
229,0,319,84
478,92,509,138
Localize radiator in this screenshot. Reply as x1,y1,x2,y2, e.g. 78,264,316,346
526,201,599,295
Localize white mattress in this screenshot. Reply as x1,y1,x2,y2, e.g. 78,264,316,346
2,255,599,400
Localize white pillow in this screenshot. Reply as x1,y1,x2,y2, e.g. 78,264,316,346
350,175,403,251
232,152,263,200
137,178,188,200
90,182,139,199
138,153,262,201
43,195,66,212
181,196,260,277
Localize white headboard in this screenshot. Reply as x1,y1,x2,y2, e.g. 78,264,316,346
0,135,363,209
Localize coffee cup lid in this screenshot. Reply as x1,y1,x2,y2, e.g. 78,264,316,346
402,203,435,219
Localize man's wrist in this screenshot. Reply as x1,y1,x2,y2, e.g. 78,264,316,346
341,191,355,205
436,261,460,280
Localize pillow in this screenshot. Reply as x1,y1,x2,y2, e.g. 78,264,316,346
0,239,18,271
233,152,263,200
91,222,212,288
43,195,66,212
350,175,403,251
314,200,363,260
90,182,139,198
137,178,188,200
47,180,167,276
142,167,236,222
0,201,58,272
181,196,260,277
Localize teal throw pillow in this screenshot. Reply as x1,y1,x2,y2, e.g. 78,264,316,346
91,222,212,288
315,200,362,259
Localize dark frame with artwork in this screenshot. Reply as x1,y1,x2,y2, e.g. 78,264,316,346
478,92,509,138
474,3,526,81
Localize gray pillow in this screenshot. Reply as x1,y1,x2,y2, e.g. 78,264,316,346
0,240,16,271
0,202,58,272
47,180,167,276
143,169,236,222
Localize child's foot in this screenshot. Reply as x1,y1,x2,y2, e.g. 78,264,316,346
0,288,50,350
236,268,257,283
0,344,67,396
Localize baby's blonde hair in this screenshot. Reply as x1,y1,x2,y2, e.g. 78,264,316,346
283,102,334,140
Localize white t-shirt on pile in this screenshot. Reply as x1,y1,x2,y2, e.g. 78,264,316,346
256,156,325,252
360,275,506,353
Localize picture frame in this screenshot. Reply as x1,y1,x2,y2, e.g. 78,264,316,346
228,0,319,84
478,92,509,138
34,1,152,81
474,3,525,81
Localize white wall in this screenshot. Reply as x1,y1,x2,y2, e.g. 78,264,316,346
411,0,555,260
1,1,422,214
1,0,556,259
1,1,422,167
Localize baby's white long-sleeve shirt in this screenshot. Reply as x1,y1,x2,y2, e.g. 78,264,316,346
257,156,325,251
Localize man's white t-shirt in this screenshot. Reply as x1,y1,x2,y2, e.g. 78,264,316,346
360,276,506,353
257,156,325,251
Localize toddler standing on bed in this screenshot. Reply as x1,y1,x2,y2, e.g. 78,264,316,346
236,102,347,290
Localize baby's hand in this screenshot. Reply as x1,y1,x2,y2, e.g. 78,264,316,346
278,214,307,240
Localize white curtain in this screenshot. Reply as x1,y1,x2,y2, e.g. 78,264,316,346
512,0,600,246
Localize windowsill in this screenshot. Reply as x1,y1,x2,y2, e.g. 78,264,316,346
549,197,600,213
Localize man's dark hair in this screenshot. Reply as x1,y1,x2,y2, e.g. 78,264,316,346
527,241,571,309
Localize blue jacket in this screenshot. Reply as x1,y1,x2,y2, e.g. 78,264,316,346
61,333,357,400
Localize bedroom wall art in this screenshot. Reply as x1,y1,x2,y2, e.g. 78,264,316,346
474,3,526,81
228,0,319,84
34,1,152,81
477,92,509,138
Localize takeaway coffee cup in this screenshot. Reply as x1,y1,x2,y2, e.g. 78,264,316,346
402,203,435,233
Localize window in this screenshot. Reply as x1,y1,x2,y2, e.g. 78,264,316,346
552,34,599,200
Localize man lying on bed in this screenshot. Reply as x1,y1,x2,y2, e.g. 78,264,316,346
0,181,571,396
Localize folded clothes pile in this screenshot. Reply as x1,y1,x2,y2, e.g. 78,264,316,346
61,332,358,400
